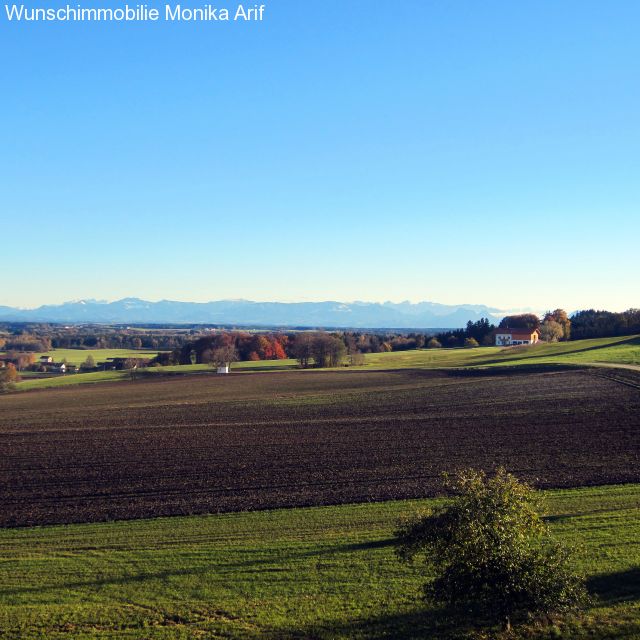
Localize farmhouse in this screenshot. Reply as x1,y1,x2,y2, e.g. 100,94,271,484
494,328,540,346
97,357,151,371
44,362,66,373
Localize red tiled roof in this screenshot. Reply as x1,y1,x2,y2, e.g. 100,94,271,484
495,328,539,337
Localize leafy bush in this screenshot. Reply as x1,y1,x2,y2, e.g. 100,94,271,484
395,468,588,630
0,363,20,393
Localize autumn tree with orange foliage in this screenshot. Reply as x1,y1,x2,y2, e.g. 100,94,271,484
0,363,20,392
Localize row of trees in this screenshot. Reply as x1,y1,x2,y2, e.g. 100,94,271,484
0,325,198,351
153,333,290,366
154,332,351,369
1,334,52,352
570,308,640,340
434,318,496,348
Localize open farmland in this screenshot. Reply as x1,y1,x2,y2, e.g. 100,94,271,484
12,335,640,391
1,368,639,527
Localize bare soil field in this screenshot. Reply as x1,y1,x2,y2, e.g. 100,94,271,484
0,368,638,526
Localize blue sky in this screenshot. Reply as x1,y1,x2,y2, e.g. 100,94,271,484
1,0,638,311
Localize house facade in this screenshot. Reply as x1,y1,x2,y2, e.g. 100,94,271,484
494,328,540,346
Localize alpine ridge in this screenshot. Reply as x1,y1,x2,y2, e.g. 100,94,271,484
0,298,508,328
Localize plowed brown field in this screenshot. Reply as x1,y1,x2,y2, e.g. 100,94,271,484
1,368,638,526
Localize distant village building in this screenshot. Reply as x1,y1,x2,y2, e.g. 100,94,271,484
494,328,540,346
97,357,150,371
37,359,67,373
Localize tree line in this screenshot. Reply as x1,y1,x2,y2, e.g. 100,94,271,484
570,308,640,340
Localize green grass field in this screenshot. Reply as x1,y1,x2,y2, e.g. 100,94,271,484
359,334,640,370
16,370,127,390
232,334,640,372
0,485,638,639
36,348,163,366
12,335,640,391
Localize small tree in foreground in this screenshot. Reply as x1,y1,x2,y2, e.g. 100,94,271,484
395,468,588,631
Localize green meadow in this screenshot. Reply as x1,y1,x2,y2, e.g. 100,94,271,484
16,370,126,390
0,485,638,639
359,334,640,370
36,348,163,366
13,335,640,390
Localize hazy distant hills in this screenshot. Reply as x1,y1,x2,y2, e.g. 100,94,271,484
0,298,505,329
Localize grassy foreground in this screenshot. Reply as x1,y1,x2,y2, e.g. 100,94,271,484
0,485,638,639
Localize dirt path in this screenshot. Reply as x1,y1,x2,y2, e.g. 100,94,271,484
585,362,640,371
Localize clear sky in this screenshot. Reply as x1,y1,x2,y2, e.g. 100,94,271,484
1,0,638,311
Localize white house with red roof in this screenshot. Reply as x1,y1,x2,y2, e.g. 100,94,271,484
494,328,540,346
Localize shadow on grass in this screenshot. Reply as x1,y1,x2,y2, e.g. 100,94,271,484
279,610,640,640
543,507,621,524
278,607,483,640
588,567,640,604
0,566,212,598
0,538,400,599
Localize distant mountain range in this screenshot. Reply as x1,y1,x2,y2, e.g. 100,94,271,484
0,298,509,329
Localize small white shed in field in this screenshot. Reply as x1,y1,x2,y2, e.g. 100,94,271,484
217,365,230,374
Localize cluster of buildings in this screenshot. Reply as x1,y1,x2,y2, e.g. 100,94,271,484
0,354,71,373
35,355,70,373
